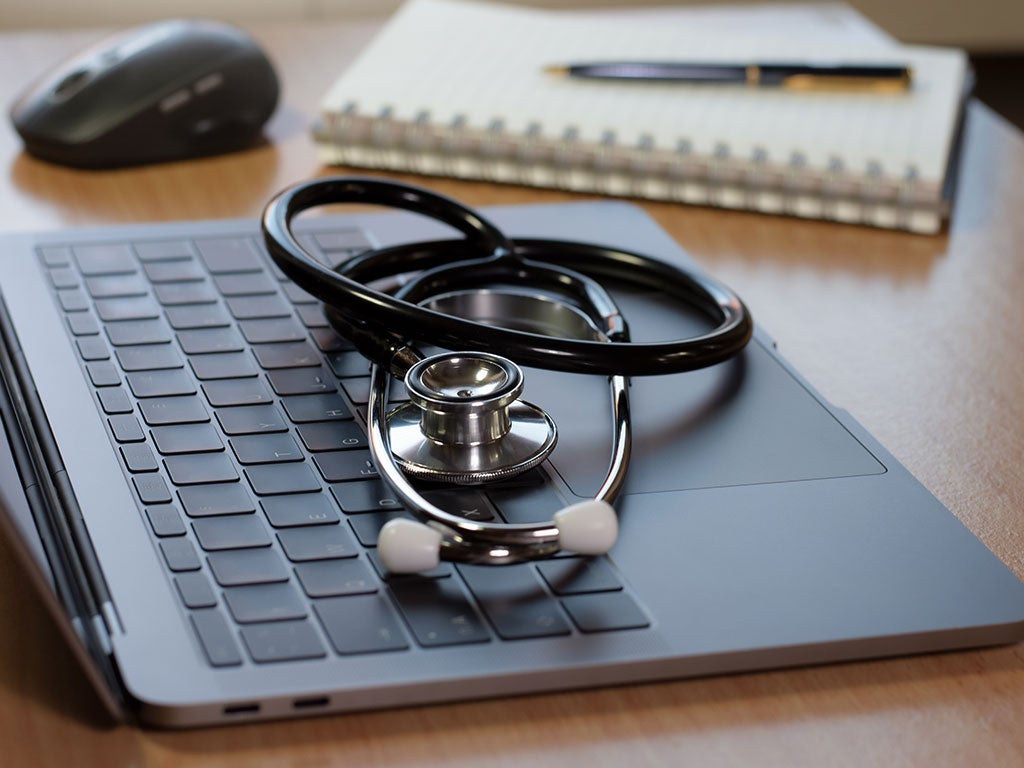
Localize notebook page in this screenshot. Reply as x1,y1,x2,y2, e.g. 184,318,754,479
322,0,967,198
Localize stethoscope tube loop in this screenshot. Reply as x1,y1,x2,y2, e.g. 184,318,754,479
262,177,753,377
259,175,753,570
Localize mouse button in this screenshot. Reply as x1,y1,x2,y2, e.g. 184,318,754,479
51,67,95,102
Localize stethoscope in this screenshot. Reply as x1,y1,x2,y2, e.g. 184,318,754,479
261,177,752,573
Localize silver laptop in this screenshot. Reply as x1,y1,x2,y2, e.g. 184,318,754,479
2,200,1022,727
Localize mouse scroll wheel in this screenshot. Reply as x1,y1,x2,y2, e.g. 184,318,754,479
51,68,93,101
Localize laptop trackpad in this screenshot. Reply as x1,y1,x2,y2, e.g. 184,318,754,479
529,287,884,497
539,342,883,497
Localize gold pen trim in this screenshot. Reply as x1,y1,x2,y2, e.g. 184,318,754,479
745,64,761,87
782,70,913,93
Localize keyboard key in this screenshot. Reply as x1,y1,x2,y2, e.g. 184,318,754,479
314,229,372,253
230,433,303,464
280,393,352,422
47,265,79,287
120,443,159,472
226,294,291,320
314,451,378,483
76,337,110,361
73,243,136,275
215,404,288,435
560,592,650,633
97,387,133,414
189,351,257,380
138,395,209,426
278,525,358,561
143,259,205,283
331,479,402,514
67,313,100,336
95,296,162,322
283,282,320,306
126,370,196,398
196,237,264,274
213,272,277,296
295,558,376,597
86,361,121,387
165,304,232,330
296,421,367,452
240,620,326,663
178,483,256,517
313,594,408,655
340,378,410,406
239,318,307,344
224,582,307,623
133,474,173,504
146,504,187,537
295,304,329,328
389,579,490,647
421,489,496,522
489,485,565,524
49,267,79,289
84,274,148,298
202,379,272,407
39,245,72,267
177,327,245,355
347,510,415,546
207,548,289,586
251,341,320,370
165,454,238,485
159,538,201,571
57,289,89,312
190,609,243,667
193,515,271,550
105,318,171,346
134,240,193,262
245,463,321,495
115,344,183,371
267,367,336,396
536,558,623,595
366,550,452,581
459,563,571,640
108,414,145,442
154,281,218,306
325,350,371,378
260,494,340,528
175,571,217,609
150,423,224,454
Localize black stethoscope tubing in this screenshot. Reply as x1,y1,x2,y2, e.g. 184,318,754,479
261,177,753,377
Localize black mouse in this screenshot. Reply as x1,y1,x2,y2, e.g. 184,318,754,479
9,19,279,169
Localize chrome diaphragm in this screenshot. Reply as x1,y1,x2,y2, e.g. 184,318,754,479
386,350,557,485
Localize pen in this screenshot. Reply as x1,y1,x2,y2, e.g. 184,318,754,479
543,62,913,92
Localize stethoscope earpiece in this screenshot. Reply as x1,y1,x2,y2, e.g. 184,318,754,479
378,518,444,574
377,499,619,575
261,176,752,573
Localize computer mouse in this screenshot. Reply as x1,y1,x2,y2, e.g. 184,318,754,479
9,19,280,169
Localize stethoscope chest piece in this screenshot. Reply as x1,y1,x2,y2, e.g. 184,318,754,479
386,351,558,485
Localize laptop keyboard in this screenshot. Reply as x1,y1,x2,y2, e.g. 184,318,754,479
37,224,649,667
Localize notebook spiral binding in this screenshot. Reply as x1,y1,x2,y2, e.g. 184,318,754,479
317,102,946,234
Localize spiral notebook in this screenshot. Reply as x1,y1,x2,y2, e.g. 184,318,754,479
316,0,970,234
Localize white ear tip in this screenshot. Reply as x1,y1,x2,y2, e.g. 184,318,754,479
378,519,443,573
554,500,618,555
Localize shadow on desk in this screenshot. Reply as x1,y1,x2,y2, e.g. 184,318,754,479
6,139,282,227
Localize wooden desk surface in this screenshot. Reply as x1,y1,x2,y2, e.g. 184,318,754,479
2,20,1024,768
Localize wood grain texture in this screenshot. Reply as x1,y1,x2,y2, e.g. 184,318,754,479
1,20,1024,768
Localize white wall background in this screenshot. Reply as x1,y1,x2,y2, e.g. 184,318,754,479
1,0,1022,50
